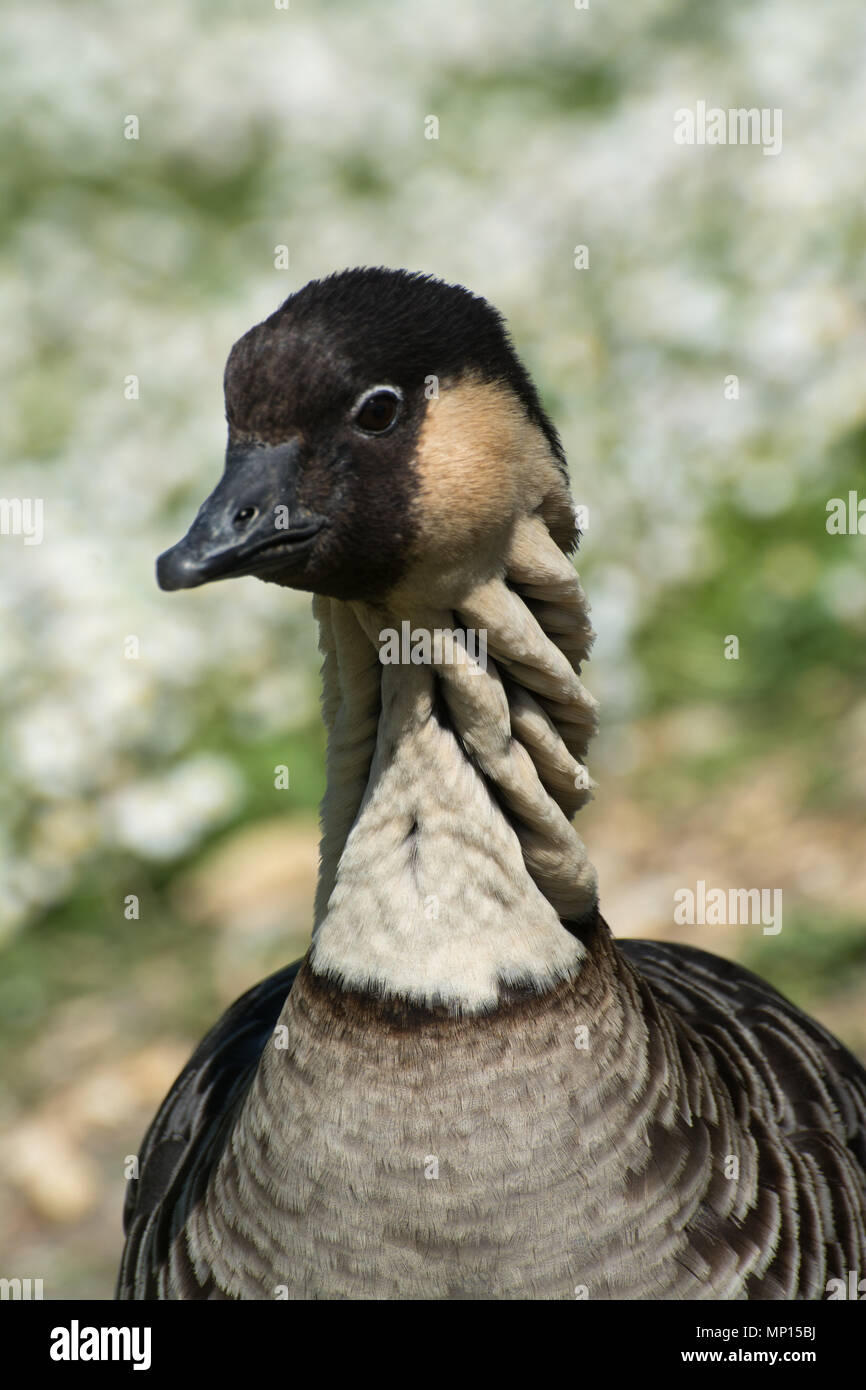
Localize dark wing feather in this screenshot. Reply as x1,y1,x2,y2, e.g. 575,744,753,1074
117,959,301,1299
621,938,866,1293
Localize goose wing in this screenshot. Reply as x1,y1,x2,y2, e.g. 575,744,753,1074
117,960,301,1299
622,937,866,1295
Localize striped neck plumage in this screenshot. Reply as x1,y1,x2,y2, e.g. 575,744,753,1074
309,513,599,1012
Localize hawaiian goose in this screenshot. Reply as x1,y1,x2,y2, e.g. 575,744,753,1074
118,268,866,1300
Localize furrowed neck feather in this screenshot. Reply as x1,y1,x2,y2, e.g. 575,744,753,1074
309,514,599,1011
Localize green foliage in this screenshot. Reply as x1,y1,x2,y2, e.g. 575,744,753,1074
742,915,866,1007
633,424,866,767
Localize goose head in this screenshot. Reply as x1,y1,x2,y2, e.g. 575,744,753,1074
156,268,578,606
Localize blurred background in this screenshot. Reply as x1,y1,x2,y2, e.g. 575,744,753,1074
1,0,865,1297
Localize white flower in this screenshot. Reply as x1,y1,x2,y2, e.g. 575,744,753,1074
102,756,244,861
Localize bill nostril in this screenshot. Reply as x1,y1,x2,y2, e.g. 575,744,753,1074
233,506,257,528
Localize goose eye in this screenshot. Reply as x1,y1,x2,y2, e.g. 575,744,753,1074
354,389,401,434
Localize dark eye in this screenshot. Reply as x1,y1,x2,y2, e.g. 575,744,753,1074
354,388,401,435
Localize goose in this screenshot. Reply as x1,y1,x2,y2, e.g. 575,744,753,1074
118,267,866,1300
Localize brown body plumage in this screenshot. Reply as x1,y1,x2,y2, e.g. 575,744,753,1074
120,934,866,1300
